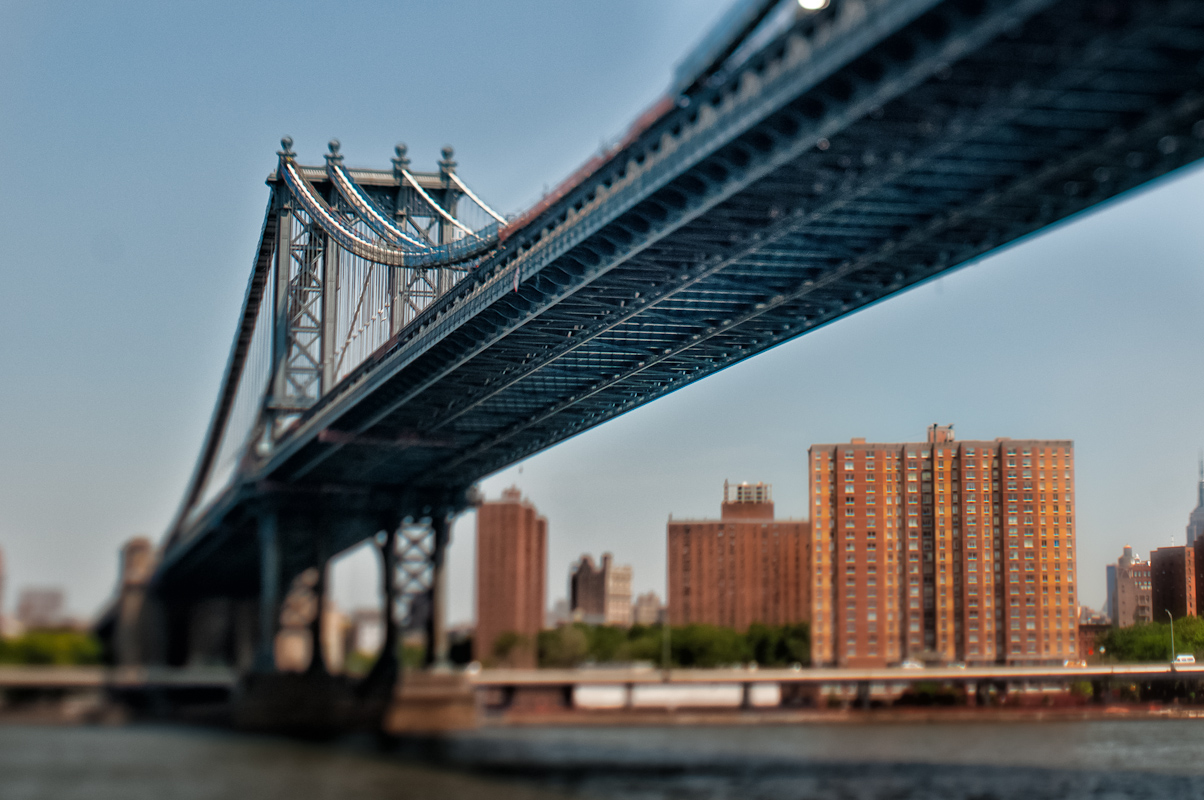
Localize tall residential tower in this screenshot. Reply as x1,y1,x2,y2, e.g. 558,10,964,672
810,426,1077,667
474,487,547,667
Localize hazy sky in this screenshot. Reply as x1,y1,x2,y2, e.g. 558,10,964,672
3,1,1203,626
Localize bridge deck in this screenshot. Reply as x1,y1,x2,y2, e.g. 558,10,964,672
165,0,1204,587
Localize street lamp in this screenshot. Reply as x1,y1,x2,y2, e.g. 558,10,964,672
1167,609,1176,663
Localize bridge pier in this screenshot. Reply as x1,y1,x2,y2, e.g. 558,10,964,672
362,524,400,693
305,529,330,677
254,508,281,673
855,680,871,710
122,484,476,732
425,513,450,669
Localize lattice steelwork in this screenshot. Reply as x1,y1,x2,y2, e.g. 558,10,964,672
275,203,326,410
393,519,436,633
172,139,503,538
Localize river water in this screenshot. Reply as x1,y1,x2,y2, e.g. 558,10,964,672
4,719,1204,799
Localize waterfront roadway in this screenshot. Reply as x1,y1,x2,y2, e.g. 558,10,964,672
4,663,1202,692
472,663,1204,688
0,665,237,690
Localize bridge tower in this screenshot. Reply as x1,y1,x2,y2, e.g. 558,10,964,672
102,137,506,728
244,137,504,688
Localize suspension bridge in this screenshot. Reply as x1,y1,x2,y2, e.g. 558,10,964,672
98,0,1204,726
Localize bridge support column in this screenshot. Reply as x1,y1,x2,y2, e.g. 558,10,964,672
363,525,400,690
306,534,329,676
255,508,281,673
856,680,871,710
426,513,451,669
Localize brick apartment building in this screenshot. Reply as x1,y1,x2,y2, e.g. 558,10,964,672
474,487,547,667
1151,545,1197,620
1110,546,1152,627
667,482,810,629
810,425,1078,667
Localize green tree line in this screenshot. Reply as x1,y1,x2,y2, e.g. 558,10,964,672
1097,617,1204,663
0,631,102,665
536,622,809,668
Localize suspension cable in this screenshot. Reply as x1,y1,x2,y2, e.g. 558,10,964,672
449,172,508,224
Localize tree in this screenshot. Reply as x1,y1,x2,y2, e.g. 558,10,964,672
533,622,811,669
491,631,527,666
1098,617,1204,662
0,631,102,665
537,625,590,667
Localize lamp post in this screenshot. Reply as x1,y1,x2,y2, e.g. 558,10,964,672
1167,609,1176,662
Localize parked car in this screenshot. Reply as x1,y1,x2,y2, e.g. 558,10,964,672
900,659,923,669
1174,654,1196,665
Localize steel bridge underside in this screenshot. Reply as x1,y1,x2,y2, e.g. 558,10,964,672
164,0,1204,591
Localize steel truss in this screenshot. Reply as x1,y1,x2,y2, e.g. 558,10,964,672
251,0,1204,497
393,519,436,633
171,140,502,538
166,0,1204,593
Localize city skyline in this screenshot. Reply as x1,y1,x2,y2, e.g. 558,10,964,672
3,2,1204,628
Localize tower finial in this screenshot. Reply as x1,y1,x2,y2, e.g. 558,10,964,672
392,143,410,176
439,145,457,178
325,138,343,165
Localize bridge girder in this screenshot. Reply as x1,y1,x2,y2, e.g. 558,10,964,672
165,0,1204,592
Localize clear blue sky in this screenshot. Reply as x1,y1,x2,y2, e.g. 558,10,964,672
2,1,1203,625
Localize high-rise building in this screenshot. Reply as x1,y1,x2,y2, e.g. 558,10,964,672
605,563,633,626
1112,546,1152,627
16,588,65,631
474,487,547,667
810,426,1078,667
1187,458,1204,546
0,546,15,638
569,553,633,626
1151,545,1197,620
667,482,810,629
633,591,663,626
1105,563,1118,624
547,598,572,628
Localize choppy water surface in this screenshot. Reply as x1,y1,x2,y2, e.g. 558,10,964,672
5,720,1204,799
